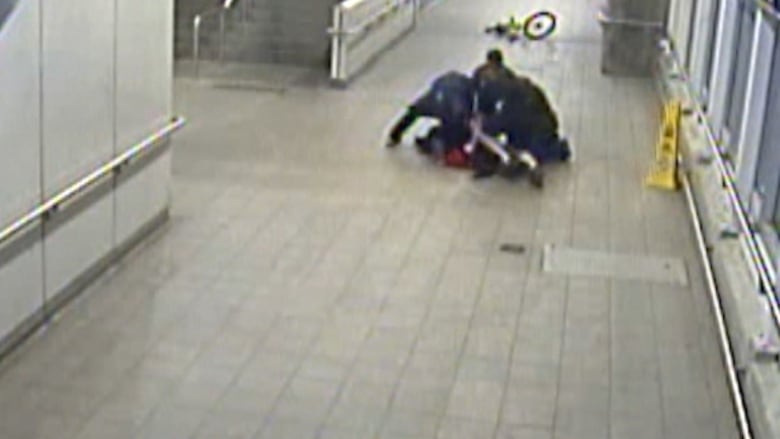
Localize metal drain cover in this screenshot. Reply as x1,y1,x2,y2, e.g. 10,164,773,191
499,243,526,254
542,244,688,286
211,80,287,94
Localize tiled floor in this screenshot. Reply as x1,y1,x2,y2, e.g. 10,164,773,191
0,0,739,438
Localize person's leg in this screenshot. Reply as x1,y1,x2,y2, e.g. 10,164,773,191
421,118,469,158
558,137,573,162
505,132,544,188
388,106,421,146
415,125,440,155
471,145,500,179
387,94,438,146
526,132,572,163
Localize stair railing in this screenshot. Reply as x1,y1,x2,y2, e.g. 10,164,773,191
192,0,249,76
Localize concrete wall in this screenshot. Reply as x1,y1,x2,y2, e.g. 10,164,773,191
0,0,174,353
599,0,669,76
175,0,339,66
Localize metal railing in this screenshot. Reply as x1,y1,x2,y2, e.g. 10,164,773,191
658,53,764,439
681,173,753,439
329,0,419,83
596,10,665,29
0,117,186,248
662,29,780,338
681,173,754,439
192,0,248,75
666,53,780,332
328,0,417,37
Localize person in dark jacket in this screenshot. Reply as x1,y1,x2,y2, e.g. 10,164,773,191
480,76,571,159
470,74,572,185
496,75,571,164
386,71,475,156
472,49,517,116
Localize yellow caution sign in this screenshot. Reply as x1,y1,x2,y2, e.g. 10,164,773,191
645,101,681,191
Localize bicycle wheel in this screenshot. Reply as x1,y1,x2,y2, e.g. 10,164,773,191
523,10,557,41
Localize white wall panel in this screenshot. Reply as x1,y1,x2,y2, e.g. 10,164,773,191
41,0,115,198
0,243,43,342
39,0,116,306
0,0,41,227
115,0,173,247
116,0,174,151
115,151,172,245
0,1,45,345
43,195,113,301
0,0,175,353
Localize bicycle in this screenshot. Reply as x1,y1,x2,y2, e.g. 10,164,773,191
484,11,558,42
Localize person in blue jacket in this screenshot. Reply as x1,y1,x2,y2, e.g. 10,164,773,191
386,71,475,156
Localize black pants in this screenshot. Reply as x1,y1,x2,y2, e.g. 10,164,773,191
389,105,425,142
389,90,443,142
482,114,566,164
389,104,471,151
471,145,501,174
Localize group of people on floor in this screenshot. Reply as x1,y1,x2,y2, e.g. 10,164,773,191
386,49,572,188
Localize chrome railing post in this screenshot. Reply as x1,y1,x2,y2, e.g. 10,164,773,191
192,1,242,71
330,4,344,83
219,10,226,64
193,15,202,77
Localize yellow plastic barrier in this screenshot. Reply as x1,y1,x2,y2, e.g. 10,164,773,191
645,101,681,191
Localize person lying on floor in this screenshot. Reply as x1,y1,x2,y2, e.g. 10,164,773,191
386,71,474,159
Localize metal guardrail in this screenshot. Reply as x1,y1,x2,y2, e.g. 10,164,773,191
329,0,419,83
682,173,755,439
0,117,186,248
596,10,664,29
663,40,780,339
193,0,248,76
327,0,415,36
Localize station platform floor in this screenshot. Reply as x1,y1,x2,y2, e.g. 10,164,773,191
0,0,740,438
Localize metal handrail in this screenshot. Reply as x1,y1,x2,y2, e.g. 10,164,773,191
0,117,186,248
193,7,225,74
596,10,664,29
327,0,414,36
664,45,780,337
329,0,419,82
192,0,247,75
682,173,754,439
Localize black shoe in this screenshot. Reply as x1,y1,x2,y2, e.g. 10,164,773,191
387,134,402,148
415,136,434,155
559,138,573,162
473,168,497,179
498,157,527,180
529,168,544,188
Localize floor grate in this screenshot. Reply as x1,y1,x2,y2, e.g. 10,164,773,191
542,244,688,286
